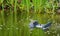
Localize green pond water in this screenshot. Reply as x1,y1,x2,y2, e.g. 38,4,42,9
0,11,60,36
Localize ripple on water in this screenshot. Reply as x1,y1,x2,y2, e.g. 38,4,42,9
0,27,2,30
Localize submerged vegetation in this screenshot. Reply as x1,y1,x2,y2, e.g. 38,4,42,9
0,0,60,36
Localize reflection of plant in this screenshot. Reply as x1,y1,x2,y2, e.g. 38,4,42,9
0,0,60,36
